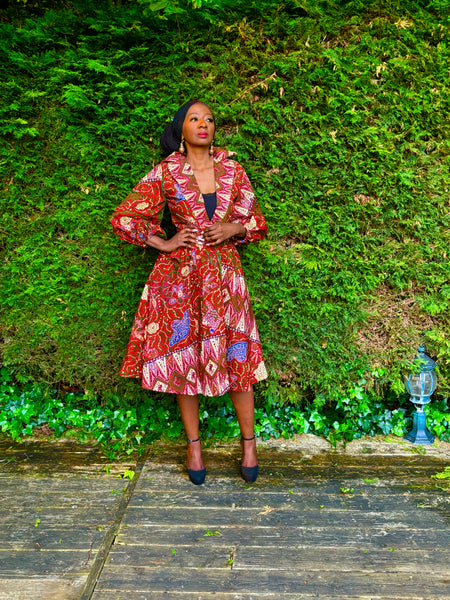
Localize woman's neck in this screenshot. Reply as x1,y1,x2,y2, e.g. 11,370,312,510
185,146,213,170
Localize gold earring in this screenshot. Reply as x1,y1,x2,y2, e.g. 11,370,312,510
209,140,214,156
179,137,185,153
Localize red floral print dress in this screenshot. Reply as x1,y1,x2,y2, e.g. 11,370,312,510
111,148,268,396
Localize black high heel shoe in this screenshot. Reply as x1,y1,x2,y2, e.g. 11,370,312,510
186,438,206,485
240,435,259,483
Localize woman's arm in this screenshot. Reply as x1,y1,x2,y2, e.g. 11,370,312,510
149,227,199,252
111,177,166,247
112,165,200,252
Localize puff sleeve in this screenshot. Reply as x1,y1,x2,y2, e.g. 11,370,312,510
111,164,166,247
230,163,268,245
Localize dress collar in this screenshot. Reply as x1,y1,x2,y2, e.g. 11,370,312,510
164,148,238,226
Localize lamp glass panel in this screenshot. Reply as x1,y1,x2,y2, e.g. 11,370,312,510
409,372,436,397
429,371,438,393
408,374,423,396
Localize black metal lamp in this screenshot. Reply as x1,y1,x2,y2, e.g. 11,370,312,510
403,345,438,445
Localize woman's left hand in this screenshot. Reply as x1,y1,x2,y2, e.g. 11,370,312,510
204,222,245,246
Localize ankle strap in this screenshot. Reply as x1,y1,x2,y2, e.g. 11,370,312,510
241,435,255,441
187,438,200,443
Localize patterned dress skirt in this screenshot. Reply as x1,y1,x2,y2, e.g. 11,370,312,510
119,242,267,396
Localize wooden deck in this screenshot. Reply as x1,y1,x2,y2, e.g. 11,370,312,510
0,436,449,599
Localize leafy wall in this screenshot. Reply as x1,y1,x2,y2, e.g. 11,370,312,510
1,0,449,408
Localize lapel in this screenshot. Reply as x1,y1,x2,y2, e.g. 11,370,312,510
165,148,237,226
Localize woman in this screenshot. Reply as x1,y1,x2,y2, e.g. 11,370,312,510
111,100,268,485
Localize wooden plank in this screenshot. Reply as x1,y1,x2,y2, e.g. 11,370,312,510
128,489,450,511
116,524,450,549
92,593,416,600
138,452,449,471
137,440,447,464
106,545,232,569
137,466,449,482
1,436,448,600
92,566,450,596
0,576,85,600
0,549,93,575
118,505,446,529
0,465,133,477
135,470,448,490
0,525,103,550
0,438,135,477
233,546,450,573
0,505,121,526
0,478,130,494
103,545,450,573
0,490,126,508
95,445,450,600
140,455,448,469
0,492,126,508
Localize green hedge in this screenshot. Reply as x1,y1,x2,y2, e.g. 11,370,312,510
1,0,449,409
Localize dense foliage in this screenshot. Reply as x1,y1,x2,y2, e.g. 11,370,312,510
1,0,449,425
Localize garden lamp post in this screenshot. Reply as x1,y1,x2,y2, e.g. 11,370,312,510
403,345,438,445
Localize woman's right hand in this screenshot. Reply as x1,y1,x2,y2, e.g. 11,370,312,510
161,227,198,252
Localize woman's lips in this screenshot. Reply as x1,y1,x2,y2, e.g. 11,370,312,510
197,132,209,138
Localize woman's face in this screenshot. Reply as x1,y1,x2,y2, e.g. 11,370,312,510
182,103,215,150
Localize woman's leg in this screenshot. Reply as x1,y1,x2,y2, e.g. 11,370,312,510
230,387,258,468
177,394,205,471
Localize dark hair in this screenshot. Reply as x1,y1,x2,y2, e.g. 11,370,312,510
160,99,214,156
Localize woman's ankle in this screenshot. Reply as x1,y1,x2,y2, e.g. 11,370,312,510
240,435,258,468
186,438,205,471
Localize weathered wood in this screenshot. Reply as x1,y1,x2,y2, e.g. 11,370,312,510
0,576,85,600
91,594,421,600
0,437,139,600
138,446,447,471
107,545,233,569
0,476,131,490
119,505,446,529
78,448,150,600
0,525,104,550
134,483,448,503
0,549,93,575
233,546,450,573
92,566,450,596
0,492,125,508
104,545,450,573
0,438,135,477
0,505,121,526
135,468,447,489
1,436,449,599
116,523,450,550
129,489,450,511
95,446,449,599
